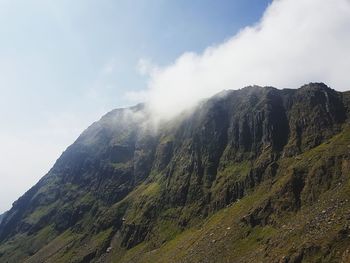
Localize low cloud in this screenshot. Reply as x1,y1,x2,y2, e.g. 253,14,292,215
130,0,350,120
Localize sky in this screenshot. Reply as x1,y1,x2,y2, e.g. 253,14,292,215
0,0,271,213
2,0,350,214
140,0,350,120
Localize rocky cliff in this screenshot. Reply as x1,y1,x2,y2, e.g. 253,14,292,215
0,83,350,263
0,213,4,225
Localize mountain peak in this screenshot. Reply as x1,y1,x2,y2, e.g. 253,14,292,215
1,83,350,262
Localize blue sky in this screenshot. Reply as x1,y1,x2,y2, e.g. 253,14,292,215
1,0,271,119
0,0,271,213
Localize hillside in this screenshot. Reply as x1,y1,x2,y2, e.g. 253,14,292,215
1,83,350,262
0,213,4,225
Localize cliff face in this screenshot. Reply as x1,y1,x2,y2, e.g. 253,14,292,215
1,83,350,263
0,213,4,225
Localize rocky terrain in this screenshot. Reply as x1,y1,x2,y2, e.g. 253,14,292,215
0,83,350,262
0,213,4,225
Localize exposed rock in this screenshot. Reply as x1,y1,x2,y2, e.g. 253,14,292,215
1,83,350,263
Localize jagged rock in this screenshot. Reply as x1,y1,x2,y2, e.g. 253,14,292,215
1,83,350,263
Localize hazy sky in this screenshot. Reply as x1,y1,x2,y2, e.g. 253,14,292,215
0,0,271,213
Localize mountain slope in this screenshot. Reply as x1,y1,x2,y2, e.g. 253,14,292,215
0,83,350,263
0,213,5,225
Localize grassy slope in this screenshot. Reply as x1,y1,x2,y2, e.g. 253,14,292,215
117,126,350,263
1,127,349,263
1,102,349,263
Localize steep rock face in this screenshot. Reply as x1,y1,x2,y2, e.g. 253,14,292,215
283,83,346,155
0,213,4,225
0,83,349,263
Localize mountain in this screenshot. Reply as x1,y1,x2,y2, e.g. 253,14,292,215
0,213,5,225
1,83,350,263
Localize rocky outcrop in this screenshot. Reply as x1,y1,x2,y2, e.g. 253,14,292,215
1,83,349,263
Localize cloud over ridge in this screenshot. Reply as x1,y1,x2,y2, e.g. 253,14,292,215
130,0,350,120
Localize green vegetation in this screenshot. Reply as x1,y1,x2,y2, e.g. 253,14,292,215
1,84,350,262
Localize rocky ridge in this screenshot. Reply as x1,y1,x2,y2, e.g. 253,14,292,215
0,83,350,262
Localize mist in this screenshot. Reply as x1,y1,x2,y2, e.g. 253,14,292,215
128,0,350,120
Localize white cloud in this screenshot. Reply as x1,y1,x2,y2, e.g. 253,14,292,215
130,0,350,120
123,89,150,104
